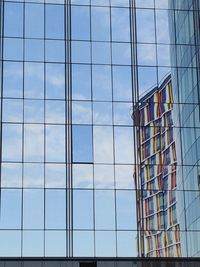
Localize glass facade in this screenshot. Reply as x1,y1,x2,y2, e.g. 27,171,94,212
0,0,200,258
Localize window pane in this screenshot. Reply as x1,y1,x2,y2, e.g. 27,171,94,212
73,231,94,257
73,164,93,189
25,4,44,38
3,62,23,98
116,190,136,230
4,38,23,61
24,62,44,99
94,165,114,189
1,163,22,188
72,125,93,163
3,99,23,123
23,231,44,257
24,163,44,188
45,231,66,257
46,5,64,39
92,65,112,101
93,126,113,163
117,231,137,257
114,127,134,164
0,189,21,229
111,8,130,42
115,165,134,189
92,42,111,64
2,124,22,162
72,101,92,124
0,231,21,257
72,64,91,100
72,41,91,63
4,3,23,37
23,189,44,229
45,190,66,229
91,7,110,41
113,102,132,126
45,100,65,124
95,190,115,229
45,125,65,162
113,66,132,101
136,9,155,43
112,43,131,65
73,190,93,229
24,124,44,162
46,63,65,99
95,231,116,257
45,164,66,188
93,102,112,125
25,39,44,62
24,100,44,123
45,40,65,63
71,6,90,40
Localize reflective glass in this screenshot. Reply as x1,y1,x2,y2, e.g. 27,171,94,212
71,6,90,40
25,4,44,38
45,5,64,39
4,3,23,37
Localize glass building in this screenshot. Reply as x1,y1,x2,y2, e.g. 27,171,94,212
0,0,200,259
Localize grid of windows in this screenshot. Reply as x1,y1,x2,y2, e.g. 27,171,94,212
0,0,200,258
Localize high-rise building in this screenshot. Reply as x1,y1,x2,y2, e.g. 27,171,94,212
0,0,200,259
133,75,181,257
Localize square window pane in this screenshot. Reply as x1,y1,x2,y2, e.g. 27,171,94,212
4,38,23,61
71,6,90,40
0,231,21,257
24,62,44,99
24,163,44,188
137,44,157,66
24,100,44,123
95,190,115,230
3,62,23,98
72,41,91,63
25,4,44,38
45,125,65,162
72,64,91,100
117,231,137,257
45,164,66,188
112,43,131,65
138,67,157,96
73,164,93,189
72,101,92,124
73,190,93,229
46,63,65,99
92,65,112,101
93,102,112,125
72,125,93,163
46,5,64,39
45,231,66,257
95,231,116,257
1,163,22,188
45,100,65,124
2,124,22,162
24,124,44,162
94,164,114,189
93,126,113,163
113,66,132,101
3,99,23,123
23,231,44,257
25,39,44,61
4,3,23,37
45,190,66,229
157,44,171,66
45,40,65,62
92,42,111,64
0,189,21,229
73,231,94,257
23,189,44,229
113,102,132,126
91,7,110,41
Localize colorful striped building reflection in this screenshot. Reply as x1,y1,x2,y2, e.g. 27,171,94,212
133,75,181,257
